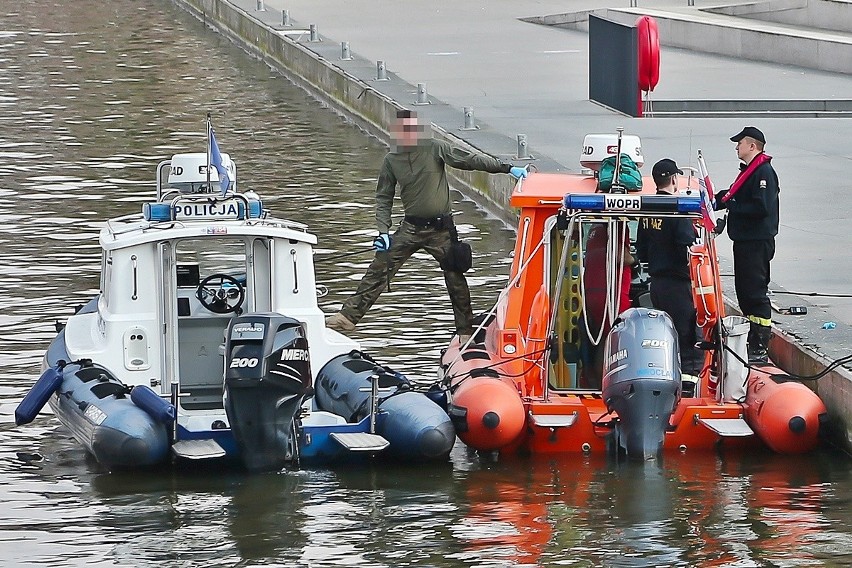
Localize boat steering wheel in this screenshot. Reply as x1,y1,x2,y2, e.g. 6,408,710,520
196,273,245,315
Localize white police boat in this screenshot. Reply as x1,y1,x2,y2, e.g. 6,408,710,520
16,148,455,471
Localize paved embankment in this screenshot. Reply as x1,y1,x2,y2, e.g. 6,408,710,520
171,0,852,451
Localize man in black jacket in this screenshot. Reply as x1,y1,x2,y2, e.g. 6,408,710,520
714,126,780,363
637,158,702,376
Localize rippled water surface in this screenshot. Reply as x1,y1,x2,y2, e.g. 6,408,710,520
1,1,851,566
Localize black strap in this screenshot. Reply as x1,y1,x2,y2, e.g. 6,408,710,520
448,222,460,243
404,215,453,231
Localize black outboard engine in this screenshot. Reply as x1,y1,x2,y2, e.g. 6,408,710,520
601,308,681,460
224,314,313,472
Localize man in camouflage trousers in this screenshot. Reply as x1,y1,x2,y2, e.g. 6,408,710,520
326,109,528,342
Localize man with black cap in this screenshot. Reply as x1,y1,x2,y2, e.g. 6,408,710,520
637,158,702,378
714,126,780,363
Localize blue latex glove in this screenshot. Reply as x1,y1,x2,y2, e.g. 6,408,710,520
373,233,391,252
509,166,528,179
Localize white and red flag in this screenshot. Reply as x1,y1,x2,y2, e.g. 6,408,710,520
696,150,718,234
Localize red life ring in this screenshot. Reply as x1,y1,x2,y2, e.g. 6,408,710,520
524,284,550,396
689,244,718,328
636,16,660,92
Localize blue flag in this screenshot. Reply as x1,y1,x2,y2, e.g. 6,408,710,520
210,130,231,196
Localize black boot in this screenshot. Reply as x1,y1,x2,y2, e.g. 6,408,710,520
747,322,771,364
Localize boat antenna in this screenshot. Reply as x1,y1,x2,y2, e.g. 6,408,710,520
611,127,625,194
206,112,212,192
689,129,693,170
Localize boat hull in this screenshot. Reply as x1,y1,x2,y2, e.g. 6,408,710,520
47,361,170,469
744,369,827,454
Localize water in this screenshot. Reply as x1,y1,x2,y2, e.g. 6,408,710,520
0,0,851,566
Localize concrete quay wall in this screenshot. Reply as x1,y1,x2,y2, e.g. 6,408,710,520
170,0,852,453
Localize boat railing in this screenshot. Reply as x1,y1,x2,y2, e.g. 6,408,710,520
103,208,313,240
155,159,239,201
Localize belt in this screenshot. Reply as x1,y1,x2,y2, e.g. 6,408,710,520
403,215,451,229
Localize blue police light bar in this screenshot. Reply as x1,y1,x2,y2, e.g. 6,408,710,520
143,198,263,221
563,194,701,213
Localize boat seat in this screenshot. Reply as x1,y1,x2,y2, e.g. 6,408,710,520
180,387,224,410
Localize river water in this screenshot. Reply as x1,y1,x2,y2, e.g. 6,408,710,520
0,0,851,566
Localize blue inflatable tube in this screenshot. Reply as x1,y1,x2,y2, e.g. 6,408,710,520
315,351,455,461
47,360,170,469
378,391,455,460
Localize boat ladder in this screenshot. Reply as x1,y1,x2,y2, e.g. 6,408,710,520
529,411,579,428
329,432,390,452
697,417,754,437
172,439,227,459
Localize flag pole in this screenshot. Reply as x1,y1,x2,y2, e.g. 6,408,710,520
206,112,212,191
697,149,719,237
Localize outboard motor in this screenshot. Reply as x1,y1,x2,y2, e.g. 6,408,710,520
601,308,681,460
224,314,313,472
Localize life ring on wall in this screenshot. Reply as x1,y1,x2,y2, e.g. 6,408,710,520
690,244,718,328
636,15,660,92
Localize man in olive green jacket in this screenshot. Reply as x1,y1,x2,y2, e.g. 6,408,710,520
326,109,527,342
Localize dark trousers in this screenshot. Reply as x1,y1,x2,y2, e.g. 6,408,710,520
340,220,473,334
733,239,775,322
650,276,702,375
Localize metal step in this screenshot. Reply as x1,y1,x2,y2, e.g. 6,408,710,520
697,418,754,437
172,439,227,459
529,412,578,428
330,432,389,452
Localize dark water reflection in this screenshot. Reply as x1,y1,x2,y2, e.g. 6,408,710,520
0,0,851,566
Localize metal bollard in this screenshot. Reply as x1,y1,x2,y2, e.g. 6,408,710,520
282,10,291,26
256,0,265,11
340,41,352,61
517,134,530,159
414,83,429,105
309,24,319,42
460,106,477,130
376,60,388,81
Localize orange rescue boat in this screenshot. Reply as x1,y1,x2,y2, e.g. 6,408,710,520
440,132,827,459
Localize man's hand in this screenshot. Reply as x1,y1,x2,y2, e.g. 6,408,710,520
373,233,392,252
714,216,727,235
510,166,528,179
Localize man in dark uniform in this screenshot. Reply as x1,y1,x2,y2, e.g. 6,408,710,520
636,158,702,376
714,126,780,363
326,109,527,342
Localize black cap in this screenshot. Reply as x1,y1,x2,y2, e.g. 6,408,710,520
730,126,765,144
652,158,683,186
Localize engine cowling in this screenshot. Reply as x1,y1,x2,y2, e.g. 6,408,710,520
224,313,313,472
601,308,681,459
